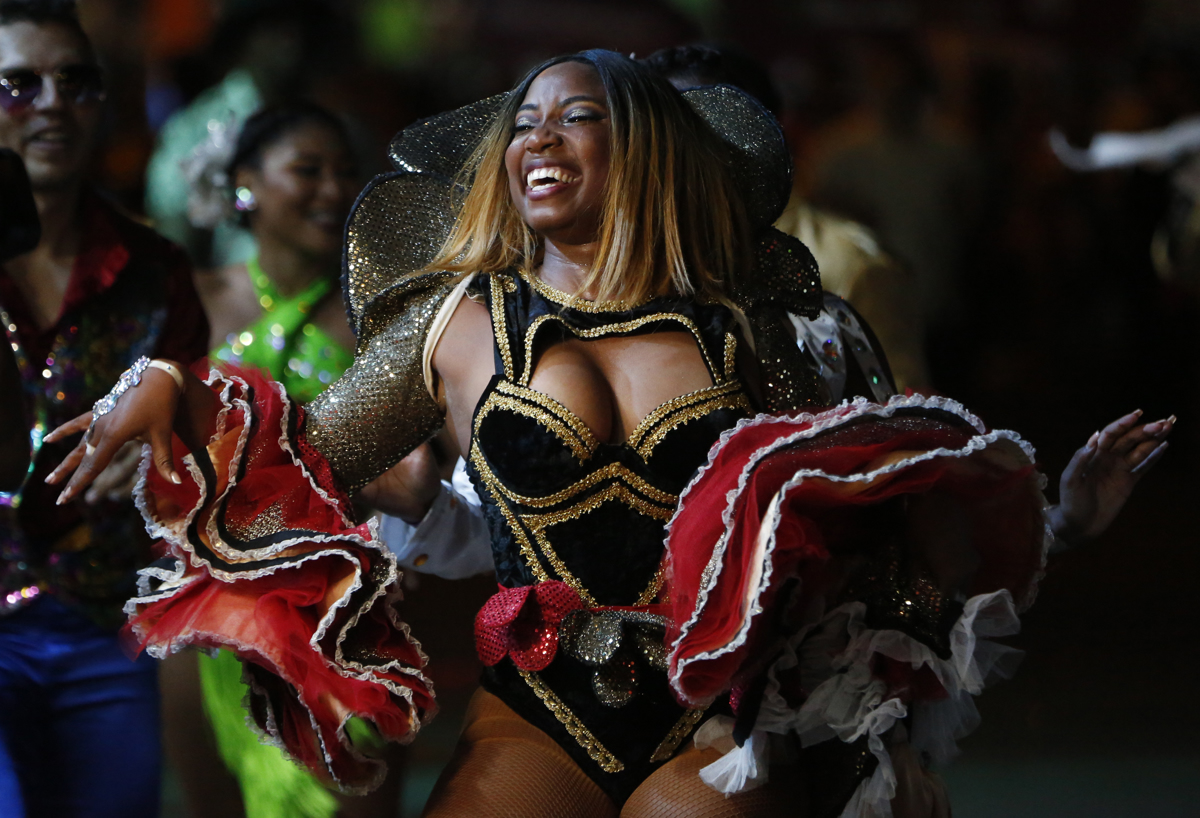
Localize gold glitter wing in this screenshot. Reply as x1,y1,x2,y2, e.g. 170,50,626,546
306,172,463,492
680,84,792,231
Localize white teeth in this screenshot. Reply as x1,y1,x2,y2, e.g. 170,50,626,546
526,167,577,187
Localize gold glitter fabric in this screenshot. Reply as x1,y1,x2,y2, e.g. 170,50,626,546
304,278,451,493
735,228,826,411
343,172,459,332
388,94,509,179
681,85,792,231
306,171,470,492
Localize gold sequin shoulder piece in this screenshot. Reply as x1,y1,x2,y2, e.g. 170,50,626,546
304,278,455,494
305,170,467,493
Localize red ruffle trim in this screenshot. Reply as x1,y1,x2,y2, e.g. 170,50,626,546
127,364,434,792
664,399,1046,708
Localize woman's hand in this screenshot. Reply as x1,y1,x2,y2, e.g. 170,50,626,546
44,362,219,505
356,443,443,524
1047,409,1174,546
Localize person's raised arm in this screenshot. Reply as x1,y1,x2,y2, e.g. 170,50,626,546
1047,409,1174,549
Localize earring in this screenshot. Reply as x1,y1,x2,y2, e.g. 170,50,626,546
234,186,257,212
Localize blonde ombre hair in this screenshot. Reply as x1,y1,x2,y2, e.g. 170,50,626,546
425,50,751,305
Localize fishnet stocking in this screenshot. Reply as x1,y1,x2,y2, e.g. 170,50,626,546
424,692,945,818
620,744,809,818
421,689,618,818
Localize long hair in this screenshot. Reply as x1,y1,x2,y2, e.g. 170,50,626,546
425,49,751,304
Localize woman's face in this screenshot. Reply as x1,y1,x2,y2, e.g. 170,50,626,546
238,121,358,259
504,61,610,246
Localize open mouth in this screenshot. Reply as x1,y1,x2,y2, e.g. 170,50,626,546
525,166,579,194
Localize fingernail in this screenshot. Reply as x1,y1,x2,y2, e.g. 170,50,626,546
1168,415,1178,424
1134,409,1143,417
170,472,182,485
55,492,66,506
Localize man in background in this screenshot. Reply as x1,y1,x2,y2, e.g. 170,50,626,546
0,2,208,815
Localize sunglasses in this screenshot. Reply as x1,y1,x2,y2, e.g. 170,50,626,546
0,64,105,115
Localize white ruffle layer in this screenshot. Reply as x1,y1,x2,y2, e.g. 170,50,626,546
698,590,1023,818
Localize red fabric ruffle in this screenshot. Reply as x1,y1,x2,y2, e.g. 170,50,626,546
664,399,1047,708
127,365,434,792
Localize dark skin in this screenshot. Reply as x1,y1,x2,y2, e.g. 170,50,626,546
197,121,359,352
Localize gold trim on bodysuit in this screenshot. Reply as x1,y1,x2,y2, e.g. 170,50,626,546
494,379,600,456
649,707,709,762
469,444,553,584
519,312,719,387
490,274,515,379
519,669,625,773
474,273,751,773
469,448,673,606
475,391,597,463
723,331,738,381
519,269,646,314
523,482,673,607
625,380,750,457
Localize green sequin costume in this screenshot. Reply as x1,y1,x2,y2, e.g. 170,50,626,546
202,257,354,818
211,257,355,404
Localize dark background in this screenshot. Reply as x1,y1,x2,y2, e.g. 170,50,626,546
72,0,1200,814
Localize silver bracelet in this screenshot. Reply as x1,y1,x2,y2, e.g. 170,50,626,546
90,355,152,430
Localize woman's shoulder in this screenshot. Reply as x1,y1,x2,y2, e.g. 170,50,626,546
194,262,258,316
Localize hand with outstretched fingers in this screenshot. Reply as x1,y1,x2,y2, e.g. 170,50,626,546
1047,409,1174,546
43,362,220,506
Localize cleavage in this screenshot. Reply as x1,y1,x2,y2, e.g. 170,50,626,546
526,332,715,447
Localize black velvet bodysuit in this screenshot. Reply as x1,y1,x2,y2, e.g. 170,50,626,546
466,270,754,803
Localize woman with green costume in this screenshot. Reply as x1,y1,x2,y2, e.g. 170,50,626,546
163,103,394,818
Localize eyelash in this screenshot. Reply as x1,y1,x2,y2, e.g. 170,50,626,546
513,111,602,132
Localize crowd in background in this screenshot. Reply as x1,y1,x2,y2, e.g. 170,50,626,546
73,0,1200,472
9,0,1200,814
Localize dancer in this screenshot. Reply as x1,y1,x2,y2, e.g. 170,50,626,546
48,51,1170,817
0,3,208,816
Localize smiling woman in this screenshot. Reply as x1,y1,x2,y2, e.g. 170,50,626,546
41,48,1166,818
199,103,358,403
436,56,747,307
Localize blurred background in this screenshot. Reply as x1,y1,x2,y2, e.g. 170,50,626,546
70,0,1200,815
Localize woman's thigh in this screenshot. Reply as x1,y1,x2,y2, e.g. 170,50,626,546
421,689,618,818
621,743,809,818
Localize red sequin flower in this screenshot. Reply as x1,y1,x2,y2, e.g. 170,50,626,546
474,581,586,671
